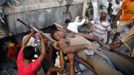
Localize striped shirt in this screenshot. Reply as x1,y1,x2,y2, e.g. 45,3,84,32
91,19,111,43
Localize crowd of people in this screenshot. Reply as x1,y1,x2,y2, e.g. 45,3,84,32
0,0,134,75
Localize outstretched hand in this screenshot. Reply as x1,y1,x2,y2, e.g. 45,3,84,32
111,22,117,28
67,53,74,64
37,31,43,39
54,22,63,31
85,44,97,51
52,42,60,50
30,28,36,34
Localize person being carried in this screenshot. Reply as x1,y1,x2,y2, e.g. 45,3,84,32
51,29,97,75
53,23,123,75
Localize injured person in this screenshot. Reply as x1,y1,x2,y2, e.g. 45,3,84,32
50,27,123,75
51,29,97,75
67,33,123,75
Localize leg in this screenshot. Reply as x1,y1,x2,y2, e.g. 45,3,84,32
111,21,132,49
114,21,132,40
86,55,123,75
112,21,131,42
122,24,134,43
76,51,123,75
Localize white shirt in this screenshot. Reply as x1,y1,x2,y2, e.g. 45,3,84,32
112,3,120,15
67,16,86,33
23,35,35,46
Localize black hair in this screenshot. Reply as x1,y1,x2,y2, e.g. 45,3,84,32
43,24,58,33
65,19,71,24
23,46,35,60
50,30,61,41
116,0,120,4
0,45,4,53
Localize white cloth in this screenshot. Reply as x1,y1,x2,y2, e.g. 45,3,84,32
67,17,86,33
91,19,111,43
23,35,35,46
55,52,60,68
111,3,120,15
54,52,66,75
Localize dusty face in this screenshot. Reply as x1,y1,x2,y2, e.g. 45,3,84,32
43,38,48,43
53,31,63,41
116,0,120,4
100,11,107,19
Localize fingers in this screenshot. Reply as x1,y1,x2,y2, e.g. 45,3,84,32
111,22,117,28
52,42,59,50
86,44,97,50
67,53,74,60
58,67,65,73
104,45,110,50
30,28,36,34
37,31,43,39
67,53,74,65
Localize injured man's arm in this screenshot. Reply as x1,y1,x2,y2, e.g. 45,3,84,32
76,33,110,50
58,39,97,54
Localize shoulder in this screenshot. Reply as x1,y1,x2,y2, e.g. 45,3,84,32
101,21,110,27
91,19,99,24
121,0,127,8
31,59,41,67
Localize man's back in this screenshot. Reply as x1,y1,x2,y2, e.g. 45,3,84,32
17,48,41,75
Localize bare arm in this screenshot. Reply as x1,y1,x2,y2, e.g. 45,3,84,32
22,29,35,49
67,53,75,75
59,50,65,68
59,42,95,54
45,44,53,62
76,33,95,41
76,33,109,49
46,67,64,75
112,10,122,28
38,32,46,62
114,10,122,22
17,29,35,63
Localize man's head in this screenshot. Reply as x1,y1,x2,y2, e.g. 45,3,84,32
65,19,71,25
23,46,35,60
51,30,64,41
116,0,120,4
100,10,107,19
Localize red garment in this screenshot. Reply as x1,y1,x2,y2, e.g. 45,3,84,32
7,47,16,58
17,48,41,75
